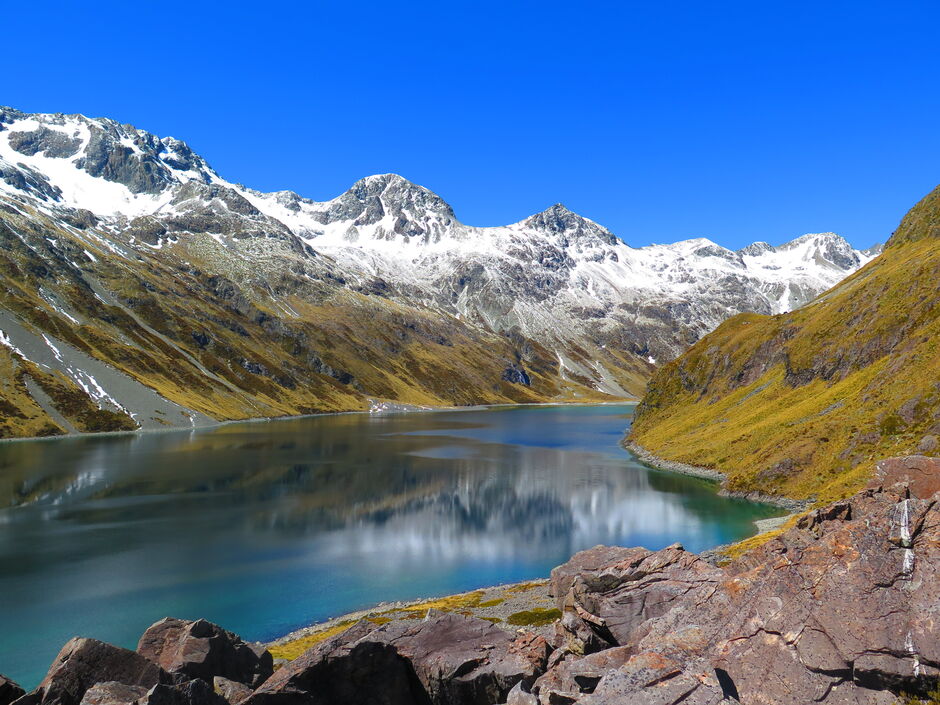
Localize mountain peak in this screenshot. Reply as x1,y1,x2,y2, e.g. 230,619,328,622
522,204,618,245
738,241,775,257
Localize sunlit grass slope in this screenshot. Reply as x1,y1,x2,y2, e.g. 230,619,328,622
631,183,940,503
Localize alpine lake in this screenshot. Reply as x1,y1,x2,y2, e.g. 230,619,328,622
0,403,783,687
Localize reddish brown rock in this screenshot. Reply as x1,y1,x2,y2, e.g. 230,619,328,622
870,455,940,499
553,470,940,703
1,675,25,705
16,638,168,705
246,613,550,705
576,651,722,705
548,545,646,610
242,625,421,705
137,619,272,688
531,646,633,703
556,543,722,655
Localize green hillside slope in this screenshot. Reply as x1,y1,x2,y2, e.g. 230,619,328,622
631,183,940,503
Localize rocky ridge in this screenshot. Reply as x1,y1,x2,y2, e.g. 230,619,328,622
0,106,876,437
4,455,938,705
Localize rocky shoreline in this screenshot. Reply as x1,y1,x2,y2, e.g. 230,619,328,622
3,455,938,705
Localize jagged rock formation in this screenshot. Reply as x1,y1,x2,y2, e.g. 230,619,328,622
631,179,940,502
9,456,939,704
136,619,272,689
0,106,874,437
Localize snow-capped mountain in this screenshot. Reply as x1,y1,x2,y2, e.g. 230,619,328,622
0,107,880,436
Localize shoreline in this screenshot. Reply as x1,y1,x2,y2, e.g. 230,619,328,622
264,578,558,661
623,439,812,512
0,398,638,446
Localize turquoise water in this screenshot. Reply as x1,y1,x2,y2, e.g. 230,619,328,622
0,404,780,688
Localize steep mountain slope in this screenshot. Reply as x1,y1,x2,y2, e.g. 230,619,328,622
0,106,874,438
630,182,940,502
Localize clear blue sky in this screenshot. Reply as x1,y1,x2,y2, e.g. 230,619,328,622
3,1,939,249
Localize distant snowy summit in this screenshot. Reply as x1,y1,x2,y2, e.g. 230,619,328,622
0,106,879,400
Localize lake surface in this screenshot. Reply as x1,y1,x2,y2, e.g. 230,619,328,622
0,403,781,687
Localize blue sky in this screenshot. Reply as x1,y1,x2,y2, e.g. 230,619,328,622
3,1,939,249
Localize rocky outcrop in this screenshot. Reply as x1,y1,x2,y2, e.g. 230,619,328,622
133,680,227,705
0,676,25,705
13,639,169,705
209,680,250,705
78,683,147,705
136,619,272,688
871,455,940,499
247,612,549,705
546,466,940,703
13,622,276,705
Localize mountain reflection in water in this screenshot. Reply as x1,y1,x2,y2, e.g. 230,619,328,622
0,404,781,689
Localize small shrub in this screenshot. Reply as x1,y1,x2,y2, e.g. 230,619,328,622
506,608,561,627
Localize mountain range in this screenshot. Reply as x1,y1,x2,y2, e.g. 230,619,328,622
0,106,878,438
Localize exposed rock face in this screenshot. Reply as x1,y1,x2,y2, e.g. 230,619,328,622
78,682,147,705
547,468,940,704
209,679,251,705
134,680,227,705
246,612,549,705
0,675,25,705
550,543,722,657
870,455,940,499
137,619,273,688
14,638,168,705
243,621,422,705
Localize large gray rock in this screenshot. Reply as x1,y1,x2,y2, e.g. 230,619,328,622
15,638,168,705
137,619,272,688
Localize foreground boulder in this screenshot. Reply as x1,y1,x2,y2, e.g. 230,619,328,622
1,676,25,705
137,619,272,688
550,468,940,704
246,612,550,705
134,680,227,705
78,682,148,705
549,542,722,656
210,679,251,705
14,638,168,705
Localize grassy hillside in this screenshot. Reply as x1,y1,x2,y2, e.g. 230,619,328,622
0,198,642,439
631,183,940,503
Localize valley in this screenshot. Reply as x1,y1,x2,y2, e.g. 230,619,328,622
0,107,875,439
